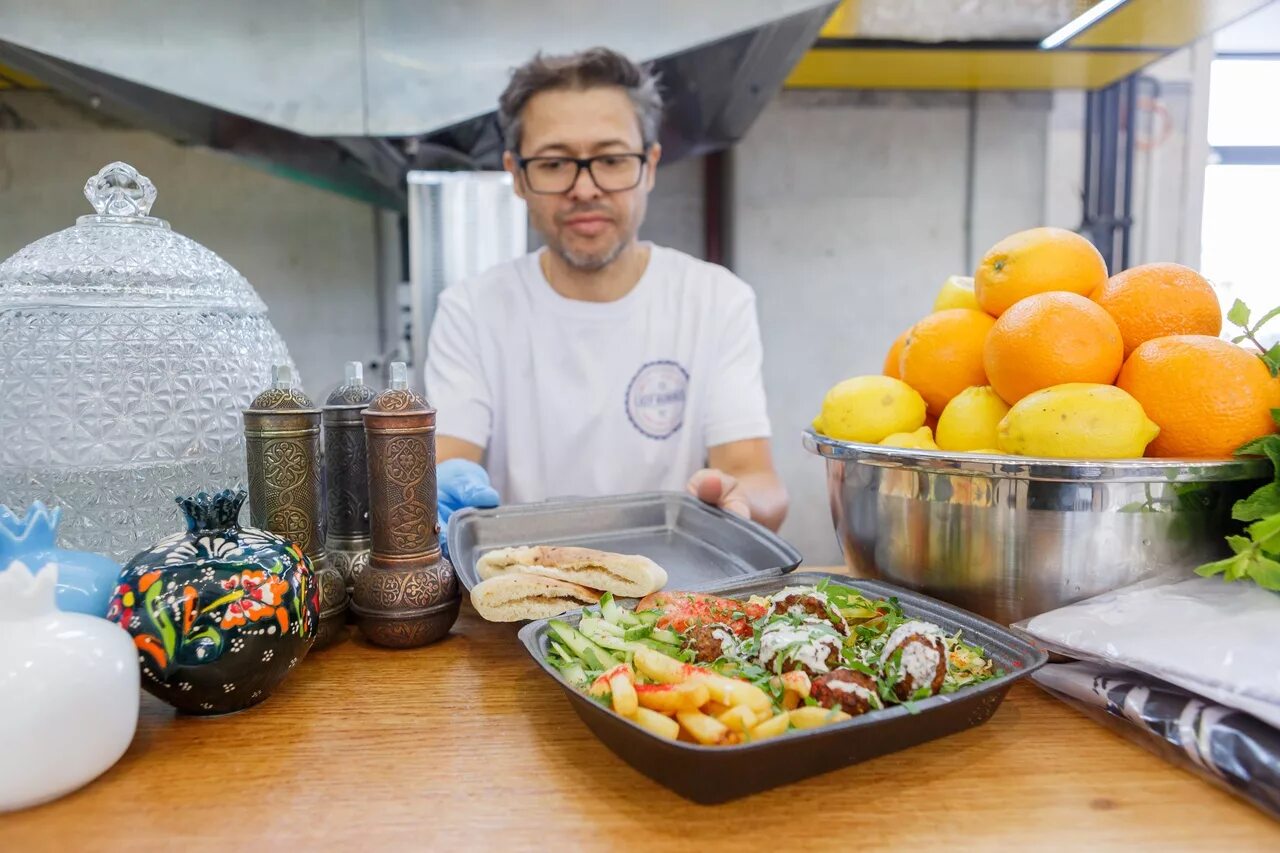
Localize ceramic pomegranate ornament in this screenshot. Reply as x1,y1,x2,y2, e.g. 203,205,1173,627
1,561,139,812
0,502,120,616
109,489,319,715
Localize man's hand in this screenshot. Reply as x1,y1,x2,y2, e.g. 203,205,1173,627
687,468,752,520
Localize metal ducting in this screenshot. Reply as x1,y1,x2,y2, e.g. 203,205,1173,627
0,0,837,210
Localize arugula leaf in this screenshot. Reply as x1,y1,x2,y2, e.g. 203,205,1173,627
1227,298,1252,328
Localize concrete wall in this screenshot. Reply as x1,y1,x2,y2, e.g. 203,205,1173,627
0,92,380,397
733,90,1055,565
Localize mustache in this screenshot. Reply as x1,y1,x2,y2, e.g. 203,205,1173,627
556,204,614,222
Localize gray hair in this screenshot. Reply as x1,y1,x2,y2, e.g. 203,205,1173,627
497,47,664,153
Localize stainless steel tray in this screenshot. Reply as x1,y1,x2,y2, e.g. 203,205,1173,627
518,571,1047,803
448,491,803,593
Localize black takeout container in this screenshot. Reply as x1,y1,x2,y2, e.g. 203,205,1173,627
518,571,1047,804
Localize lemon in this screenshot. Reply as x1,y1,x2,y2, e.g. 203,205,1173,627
880,426,939,450
812,375,927,443
933,275,982,312
996,383,1160,459
935,386,1011,451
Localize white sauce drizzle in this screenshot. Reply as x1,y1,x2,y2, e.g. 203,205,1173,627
878,620,945,666
825,678,874,702
759,619,841,674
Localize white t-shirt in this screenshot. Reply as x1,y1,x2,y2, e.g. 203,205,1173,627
423,243,772,505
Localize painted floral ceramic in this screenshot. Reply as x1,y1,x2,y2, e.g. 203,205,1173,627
108,489,318,715
1,561,139,812
0,502,120,616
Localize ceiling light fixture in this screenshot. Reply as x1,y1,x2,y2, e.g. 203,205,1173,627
1040,0,1130,49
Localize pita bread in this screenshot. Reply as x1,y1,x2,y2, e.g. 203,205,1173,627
470,574,601,622
476,545,668,598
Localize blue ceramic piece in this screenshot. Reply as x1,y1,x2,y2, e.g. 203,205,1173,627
0,502,120,617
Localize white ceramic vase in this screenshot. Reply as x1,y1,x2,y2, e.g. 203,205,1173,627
0,560,139,812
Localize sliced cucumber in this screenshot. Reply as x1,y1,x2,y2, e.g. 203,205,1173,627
579,615,625,638
600,592,640,628
548,620,619,671
623,624,653,642
636,638,683,656
634,610,660,626
649,627,681,646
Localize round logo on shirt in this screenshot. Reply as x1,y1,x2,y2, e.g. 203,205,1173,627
625,360,689,440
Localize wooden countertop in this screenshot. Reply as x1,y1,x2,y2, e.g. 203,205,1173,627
5,572,1277,851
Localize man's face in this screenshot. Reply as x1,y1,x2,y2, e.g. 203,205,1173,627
504,86,661,272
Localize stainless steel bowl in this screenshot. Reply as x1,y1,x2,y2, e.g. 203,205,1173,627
803,430,1270,624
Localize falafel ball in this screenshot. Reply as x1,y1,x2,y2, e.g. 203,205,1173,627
772,594,848,634
811,668,880,715
884,633,947,701
683,622,738,663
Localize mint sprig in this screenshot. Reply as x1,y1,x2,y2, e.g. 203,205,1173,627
1226,298,1280,377
1196,411,1280,591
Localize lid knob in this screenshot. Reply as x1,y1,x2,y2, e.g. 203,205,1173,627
344,361,364,385
84,161,157,217
389,362,409,390
271,363,295,390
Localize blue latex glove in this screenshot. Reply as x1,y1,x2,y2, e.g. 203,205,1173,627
437,459,500,559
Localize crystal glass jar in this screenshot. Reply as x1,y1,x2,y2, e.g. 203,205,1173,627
0,162,294,562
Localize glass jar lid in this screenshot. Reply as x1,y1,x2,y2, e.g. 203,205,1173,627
0,161,267,311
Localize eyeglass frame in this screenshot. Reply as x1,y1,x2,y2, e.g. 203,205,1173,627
513,150,651,195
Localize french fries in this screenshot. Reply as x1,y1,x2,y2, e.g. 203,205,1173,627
716,704,757,733
610,670,638,716
629,707,679,740
596,644,851,746
635,681,710,714
787,705,852,730
675,711,734,745
748,711,791,741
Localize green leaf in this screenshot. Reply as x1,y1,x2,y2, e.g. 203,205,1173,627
1231,333,1251,345
1195,555,1236,579
1226,555,1254,582
1226,534,1254,555
1262,344,1280,378
1232,483,1280,522
145,579,178,661
1246,513,1280,551
1254,304,1280,330
1227,298,1251,328
1247,554,1280,591
1235,434,1280,458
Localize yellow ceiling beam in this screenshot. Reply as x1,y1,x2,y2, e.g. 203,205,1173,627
0,64,45,90
818,0,860,38
787,47,1163,90
1066,0,1274,49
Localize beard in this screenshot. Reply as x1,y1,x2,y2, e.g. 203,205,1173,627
544,202,636,272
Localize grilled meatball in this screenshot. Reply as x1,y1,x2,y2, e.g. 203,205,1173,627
759,620,843,676
811,668,880,716
880,621,947,701
683,622,738,663
772,593,848,634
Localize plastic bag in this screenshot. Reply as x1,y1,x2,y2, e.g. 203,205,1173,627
1014,576,1280,729
1034,662,1280,820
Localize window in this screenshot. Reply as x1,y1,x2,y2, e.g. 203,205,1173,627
1200,58,1280,344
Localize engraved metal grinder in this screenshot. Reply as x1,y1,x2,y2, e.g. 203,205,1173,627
353,362,459,648
322,361,376,606
244,364,349,649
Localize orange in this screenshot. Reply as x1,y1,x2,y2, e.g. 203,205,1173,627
898,309,996,418
1091,262,1222,355
983,292,1124,404
975,227,1108,317
1115,335,1280,459
883,327,911,379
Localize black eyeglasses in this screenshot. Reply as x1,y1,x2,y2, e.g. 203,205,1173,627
516,152,648,194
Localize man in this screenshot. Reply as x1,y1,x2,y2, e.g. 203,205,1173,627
427,47,787,545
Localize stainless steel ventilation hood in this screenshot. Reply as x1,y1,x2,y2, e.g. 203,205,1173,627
0,0,836,210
